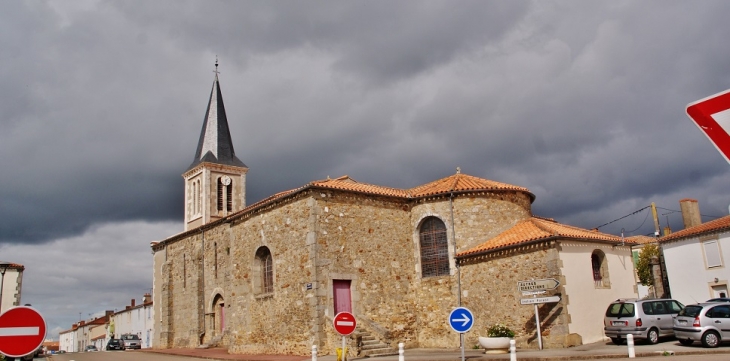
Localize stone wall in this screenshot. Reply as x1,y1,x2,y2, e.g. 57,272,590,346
312,191,414,353
154,188,542,355
409,193,532,347
460,244,570,349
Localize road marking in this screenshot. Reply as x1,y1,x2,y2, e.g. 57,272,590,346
0,326,40,337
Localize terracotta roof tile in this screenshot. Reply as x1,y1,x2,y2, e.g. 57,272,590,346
309,175,410,197
627,235,657,245
409,173,533,199
457,217,627,258
159,172,533,246
660,215,730,243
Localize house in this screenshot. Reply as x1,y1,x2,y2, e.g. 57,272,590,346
150,68,638,355
58,325,76,352
0,261,24,313
660,199,730,305
109,294,154,348
58,312,113,352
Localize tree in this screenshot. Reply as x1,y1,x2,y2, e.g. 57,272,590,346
636,243,660,286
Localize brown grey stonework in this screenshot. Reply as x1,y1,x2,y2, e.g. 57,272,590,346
153,185,590,355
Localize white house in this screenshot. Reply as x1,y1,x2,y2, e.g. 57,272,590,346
660,199,730,305
58,327,75,353
110,294,154,348
0,261,24,314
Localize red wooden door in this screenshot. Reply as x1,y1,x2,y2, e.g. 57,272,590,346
333,280,352,314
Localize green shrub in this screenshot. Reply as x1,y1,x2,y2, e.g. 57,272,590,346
487,323,515,338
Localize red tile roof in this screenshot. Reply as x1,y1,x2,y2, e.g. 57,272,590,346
457,217,628,258
307,173,534,199
627,235,657,245
0,262,25,270
660,215,730,243
155,172,534,247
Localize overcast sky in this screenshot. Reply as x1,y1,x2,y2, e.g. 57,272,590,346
2,0,730,339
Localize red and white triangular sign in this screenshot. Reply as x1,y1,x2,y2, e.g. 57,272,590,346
686,88,730,164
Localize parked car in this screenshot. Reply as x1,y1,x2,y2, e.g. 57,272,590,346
120,333,142,349
106,339,125,351
604,298,684,345
674,302,730,347
707,298,730,303
84,345,98,352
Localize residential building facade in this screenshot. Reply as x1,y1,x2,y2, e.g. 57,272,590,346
0,261,24,313
660,199,730,305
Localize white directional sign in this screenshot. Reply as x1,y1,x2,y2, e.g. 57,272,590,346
517,278,560,292
520,296,561,305
521,290,547,296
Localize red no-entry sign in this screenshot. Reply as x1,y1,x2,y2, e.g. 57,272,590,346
333,312,357,336
0,306,47,358
686,88,730,164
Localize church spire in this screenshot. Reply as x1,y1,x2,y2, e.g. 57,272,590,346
183,60,249,231
187,60,246,171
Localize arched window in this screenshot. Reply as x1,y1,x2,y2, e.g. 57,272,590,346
419,217,450,278
255,247,274,294
592,250,610,288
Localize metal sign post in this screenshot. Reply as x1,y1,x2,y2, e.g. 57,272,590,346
517,279,561,351
534,297,542,350
448,307,474,361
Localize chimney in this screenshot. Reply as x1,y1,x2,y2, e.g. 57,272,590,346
680,199,702,229
143,293,151,304
131,298,135,307
105,310,114,317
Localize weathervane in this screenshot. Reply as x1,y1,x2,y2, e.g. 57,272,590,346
213,56,220,77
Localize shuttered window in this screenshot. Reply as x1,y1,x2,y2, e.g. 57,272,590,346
704,240,723,268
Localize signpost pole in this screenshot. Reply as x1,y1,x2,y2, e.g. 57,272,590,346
460,333,465,361
534,301,542,350
341,336,346,361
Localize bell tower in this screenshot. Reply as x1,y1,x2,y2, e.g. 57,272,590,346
183,61,248,231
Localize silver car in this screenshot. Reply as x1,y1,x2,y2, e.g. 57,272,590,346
674,302,730,347
604,298,684,345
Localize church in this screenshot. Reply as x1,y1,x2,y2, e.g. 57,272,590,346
151,68,638,356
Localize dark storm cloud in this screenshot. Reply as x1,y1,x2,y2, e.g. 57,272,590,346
3,0,730,336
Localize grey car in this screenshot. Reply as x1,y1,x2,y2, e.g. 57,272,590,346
604,298,684,345
674,302,730,347
120,333,142,349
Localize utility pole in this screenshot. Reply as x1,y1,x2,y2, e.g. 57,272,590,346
651,202,661,238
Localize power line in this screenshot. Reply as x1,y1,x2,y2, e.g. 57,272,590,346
656,206,724,219
594,205,651,230
623,209,651,234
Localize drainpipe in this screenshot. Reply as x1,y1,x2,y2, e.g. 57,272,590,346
450,192,461,307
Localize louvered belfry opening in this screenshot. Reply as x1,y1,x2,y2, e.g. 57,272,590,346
217,178,224,211
419,217,450,277
226,182,233,212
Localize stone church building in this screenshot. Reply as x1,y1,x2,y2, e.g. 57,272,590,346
151,70,639,356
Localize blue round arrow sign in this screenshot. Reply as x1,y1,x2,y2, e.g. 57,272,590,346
448,307,474,333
